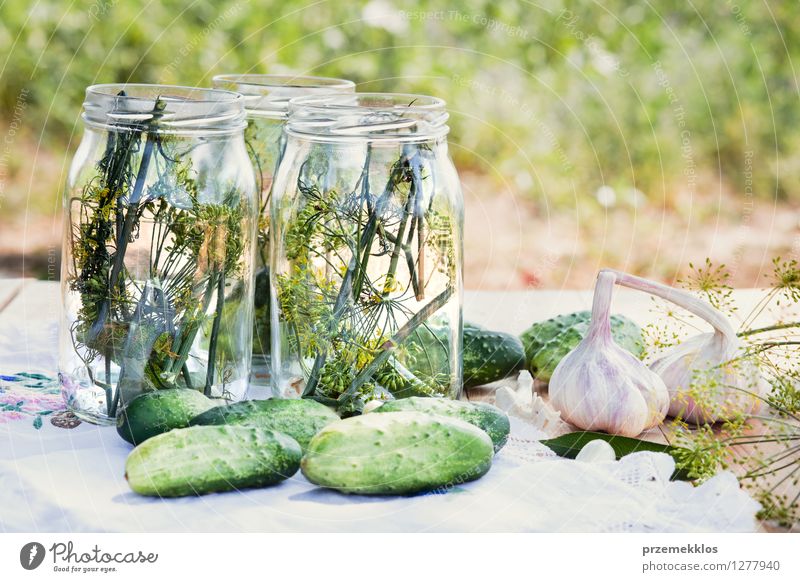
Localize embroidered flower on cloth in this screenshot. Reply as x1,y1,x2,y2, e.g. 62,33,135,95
0,372,65,429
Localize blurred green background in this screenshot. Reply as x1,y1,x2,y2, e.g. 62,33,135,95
1,0,797,287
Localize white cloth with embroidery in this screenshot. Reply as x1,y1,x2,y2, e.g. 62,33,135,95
0,412,760,533
0,288,761,532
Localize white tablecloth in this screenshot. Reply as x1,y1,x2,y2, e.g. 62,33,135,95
0,418,760,533
0,281,762,532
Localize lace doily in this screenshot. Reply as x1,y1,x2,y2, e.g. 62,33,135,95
486,372,761,532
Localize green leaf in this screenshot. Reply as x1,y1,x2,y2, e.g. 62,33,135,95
33,415,43,430
539,431,692,481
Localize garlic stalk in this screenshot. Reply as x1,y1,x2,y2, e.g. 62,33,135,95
549,271,670,437
604,269,765,424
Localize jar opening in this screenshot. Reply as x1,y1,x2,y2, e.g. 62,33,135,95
286,93,449,141
83,84,246,134
212,74,355,119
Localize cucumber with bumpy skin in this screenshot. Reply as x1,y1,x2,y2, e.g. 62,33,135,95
373,397,510,453
301,411,494,495
117,389,217,445
521,311,643,381
462,325,525,387
188,398,339,450
125,425,302,497
403,322,525,390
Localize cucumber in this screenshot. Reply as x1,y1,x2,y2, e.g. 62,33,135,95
125,425,302,497
521,311,644,381
462,325,525,388
301,411,494,495
520,311,589,364
373,397,510,453
252,267,271,358
189,398,339,450
117,389,217,445
403,322,525,390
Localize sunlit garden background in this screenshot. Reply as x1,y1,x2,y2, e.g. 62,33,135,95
1,0,798,288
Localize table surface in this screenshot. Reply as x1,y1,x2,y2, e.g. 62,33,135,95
0,279,780,532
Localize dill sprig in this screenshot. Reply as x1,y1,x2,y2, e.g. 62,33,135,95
653,258,800,527
276,142,457,412
66,95,248,415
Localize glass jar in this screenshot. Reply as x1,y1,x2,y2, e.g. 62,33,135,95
59,84,258,425
271,94,464,413
211,75,355,383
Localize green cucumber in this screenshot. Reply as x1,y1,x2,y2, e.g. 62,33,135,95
521,311,644,381
463,325,525,387
373,397,510,453
117,388,217,445
403,322,525,390
125,425,302,497
520,311,588,362
301,411,494,495
189,398,339,450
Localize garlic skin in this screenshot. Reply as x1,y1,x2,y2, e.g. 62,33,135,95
606,269,766,424
549,272,670,437
495,371,570,435
650,332,764,424
576,439,617,463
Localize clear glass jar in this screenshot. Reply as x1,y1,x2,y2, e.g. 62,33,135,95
211,75,355,383
59,84,258,425
271,94,464,413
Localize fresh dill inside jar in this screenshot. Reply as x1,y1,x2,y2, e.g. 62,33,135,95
59,84,257,424
271,93,464,413
212,74,355,381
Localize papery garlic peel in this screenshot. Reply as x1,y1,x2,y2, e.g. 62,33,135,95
549,271,669,437
605,269,765,424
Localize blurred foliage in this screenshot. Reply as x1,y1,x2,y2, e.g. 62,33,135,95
0,0,797,208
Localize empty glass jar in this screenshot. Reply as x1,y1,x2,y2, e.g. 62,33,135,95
271,94,464,413
59,84,257,424
211,75,355,382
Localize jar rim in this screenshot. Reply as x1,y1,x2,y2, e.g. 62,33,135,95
290,92,446,112
83,83,247,134
212,74,355,118
86,83,243,103
286,92,449,141
212,74,355,91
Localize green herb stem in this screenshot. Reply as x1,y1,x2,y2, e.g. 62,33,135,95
339,285,454,402
383,177,416,296
161,273,217,378
204,271,226,396
88,100,165,345
738,322,800,337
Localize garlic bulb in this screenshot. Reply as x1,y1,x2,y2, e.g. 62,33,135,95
606,269,766,424
549,271,670,437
